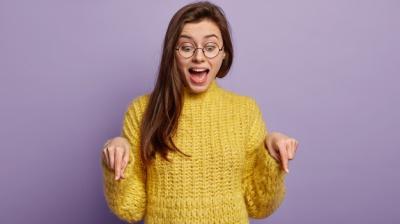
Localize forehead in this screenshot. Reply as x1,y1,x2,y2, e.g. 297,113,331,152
179,20,222,42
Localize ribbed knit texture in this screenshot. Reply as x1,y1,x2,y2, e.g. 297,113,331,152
101,79,287,224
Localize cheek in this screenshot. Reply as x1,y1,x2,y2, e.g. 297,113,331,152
175,57,187,73
211,57,224,72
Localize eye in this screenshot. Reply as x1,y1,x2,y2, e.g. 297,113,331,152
205,44,217,52
180,45,194,52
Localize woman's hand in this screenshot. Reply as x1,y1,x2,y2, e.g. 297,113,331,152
101,136,131,180
264,132,299,173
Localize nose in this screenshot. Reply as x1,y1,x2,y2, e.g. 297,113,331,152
192,48,205,62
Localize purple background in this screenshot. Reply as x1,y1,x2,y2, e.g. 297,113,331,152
1,0,399,223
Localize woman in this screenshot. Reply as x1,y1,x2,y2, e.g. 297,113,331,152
101,2,298,223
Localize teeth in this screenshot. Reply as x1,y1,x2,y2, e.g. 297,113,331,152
191,68,207,72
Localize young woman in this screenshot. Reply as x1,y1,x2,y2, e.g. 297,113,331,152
101,2,298,223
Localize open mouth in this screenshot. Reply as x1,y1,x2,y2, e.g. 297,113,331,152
188,68,210,84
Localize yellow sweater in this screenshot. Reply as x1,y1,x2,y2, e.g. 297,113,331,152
101,79,287,224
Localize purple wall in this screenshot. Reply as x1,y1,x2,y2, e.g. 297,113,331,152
1,0,399,223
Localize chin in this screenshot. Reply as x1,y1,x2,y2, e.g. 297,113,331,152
187,85,208,94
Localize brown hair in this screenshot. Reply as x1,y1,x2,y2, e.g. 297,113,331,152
139,1,234,169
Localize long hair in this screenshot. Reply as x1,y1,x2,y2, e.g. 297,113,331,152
140,1,234,169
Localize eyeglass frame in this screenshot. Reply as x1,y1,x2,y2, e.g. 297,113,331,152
175,42,224,59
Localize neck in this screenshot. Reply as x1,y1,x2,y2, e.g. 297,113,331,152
183,79,220,101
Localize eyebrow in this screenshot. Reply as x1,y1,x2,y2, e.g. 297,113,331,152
179,34,220,40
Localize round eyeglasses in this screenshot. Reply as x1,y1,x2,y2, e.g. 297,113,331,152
175,42,224,59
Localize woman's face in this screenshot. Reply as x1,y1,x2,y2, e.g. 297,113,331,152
175,19,226,94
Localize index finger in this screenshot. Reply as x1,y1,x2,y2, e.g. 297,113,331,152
278,143,289,173
114,148,123,180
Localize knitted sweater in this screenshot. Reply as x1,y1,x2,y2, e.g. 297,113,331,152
101,79,287,224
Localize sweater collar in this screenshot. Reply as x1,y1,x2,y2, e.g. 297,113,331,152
183,78,220,102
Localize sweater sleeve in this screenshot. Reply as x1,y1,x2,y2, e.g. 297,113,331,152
101,97,147,223
241,98,287,219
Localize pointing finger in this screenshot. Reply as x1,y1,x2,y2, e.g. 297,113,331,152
114,148,123,180
278,143,289,173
